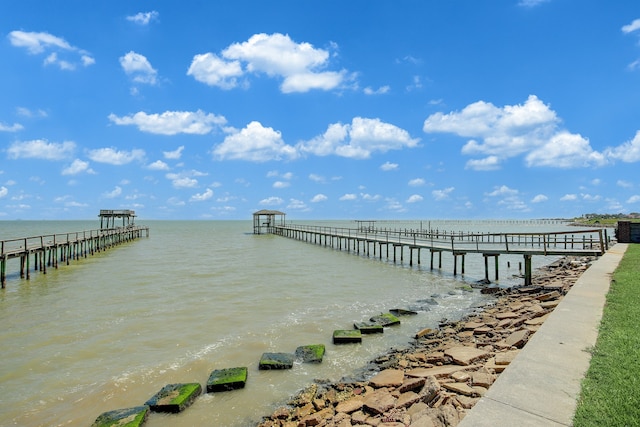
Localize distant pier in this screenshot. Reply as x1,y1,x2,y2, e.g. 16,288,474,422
268,222,607,286
0,210,149,288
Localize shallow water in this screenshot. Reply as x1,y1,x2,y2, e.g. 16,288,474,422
0,220,591,426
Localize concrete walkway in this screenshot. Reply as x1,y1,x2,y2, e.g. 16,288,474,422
458,243,628,427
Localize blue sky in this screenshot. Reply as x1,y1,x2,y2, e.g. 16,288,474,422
1,1,640,220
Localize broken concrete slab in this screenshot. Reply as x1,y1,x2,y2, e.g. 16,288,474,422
354,322,384,334
259,352,295,369
369,312,400,326
369,368,405,388
442,382,476,396
445,346,490,366
145,383,202,413
295,344,326,363
504,329,530,348
206,367,248,392
91,406,149,427
333,329,362,344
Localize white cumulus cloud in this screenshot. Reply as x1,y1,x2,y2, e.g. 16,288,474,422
120,51,158,85
126,11,159,25
298,117,419,159
108,110,227,135
8,30,94,70
432,187,454,201
260,196,284,206
188,33,351,93
190,188,213,202
380,161,398,171
604,131,640,163
622,19,640,34
213,121,297,162
163,146,184,159
147,160,170,170
103,186,122,198
7,139,75,160
87,147,145,165
62,159,95,175
423,95,610,169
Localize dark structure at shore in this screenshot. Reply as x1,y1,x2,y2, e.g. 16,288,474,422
616,221,640,243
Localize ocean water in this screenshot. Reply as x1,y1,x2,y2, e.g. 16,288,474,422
0,220,599,426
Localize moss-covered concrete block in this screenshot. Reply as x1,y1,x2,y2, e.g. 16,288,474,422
333,329,362,344
145,383,202,413
370,312,401,327
91,406,149,427
259,352,295,370
206,367,248,392
295,344,326,363
354,322,384,334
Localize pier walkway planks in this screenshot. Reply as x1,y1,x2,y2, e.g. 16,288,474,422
272,224,606,285
0,225,149,287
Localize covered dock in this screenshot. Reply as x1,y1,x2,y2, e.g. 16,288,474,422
253,210,286,234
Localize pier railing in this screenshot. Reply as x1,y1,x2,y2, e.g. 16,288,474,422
274,223,605,256
272,223,606,286
1,225,149,287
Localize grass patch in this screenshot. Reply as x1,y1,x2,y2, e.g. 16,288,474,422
574,244,640,426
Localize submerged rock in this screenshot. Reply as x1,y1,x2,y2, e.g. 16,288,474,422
390,308,418,316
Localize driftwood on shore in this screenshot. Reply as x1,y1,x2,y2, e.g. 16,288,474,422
256,256,594,427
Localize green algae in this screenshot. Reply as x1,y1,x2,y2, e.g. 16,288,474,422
207,367,248,392
369,312,400,326
91,406,149,427
145,383,202,413
259,352,295,370
354,322,384,334
295,344,326,363
333,329,362,344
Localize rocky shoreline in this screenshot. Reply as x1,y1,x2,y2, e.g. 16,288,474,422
256,255,595,427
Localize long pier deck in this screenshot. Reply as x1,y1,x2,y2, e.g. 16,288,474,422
273,223,607,286
0,225,149,287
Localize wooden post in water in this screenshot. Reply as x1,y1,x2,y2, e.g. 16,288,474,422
523,254,533,286
453,252,465,276
483,254,499,281
1,256,5,288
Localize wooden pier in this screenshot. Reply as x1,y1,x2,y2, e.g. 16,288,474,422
1,210,149,288
271,223,607,286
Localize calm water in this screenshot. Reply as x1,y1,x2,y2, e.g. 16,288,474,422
0,220,591,426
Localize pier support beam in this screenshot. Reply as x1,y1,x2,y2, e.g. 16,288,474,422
523,254,533,286
453,252,466,276
1,257,5,288
483,254,499,281
430,249,442,270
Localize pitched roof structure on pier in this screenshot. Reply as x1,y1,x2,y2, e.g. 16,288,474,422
99,209,136,229
253,210,286,234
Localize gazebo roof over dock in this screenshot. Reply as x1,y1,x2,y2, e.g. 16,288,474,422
253,210,286,234
99,209,136,229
